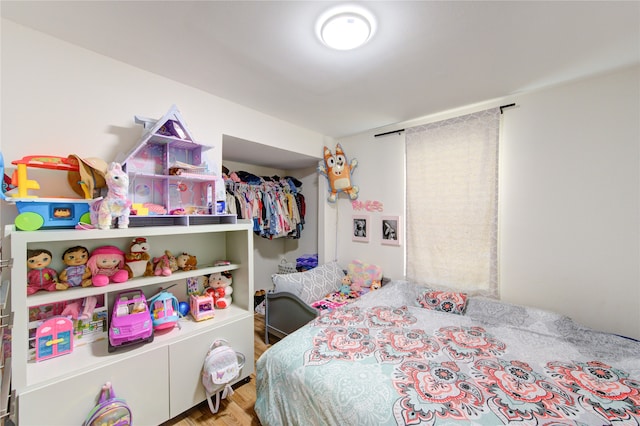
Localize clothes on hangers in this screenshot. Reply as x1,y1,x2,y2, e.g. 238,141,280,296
224,172,305,239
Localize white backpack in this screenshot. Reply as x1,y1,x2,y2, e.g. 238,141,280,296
202,339,245,414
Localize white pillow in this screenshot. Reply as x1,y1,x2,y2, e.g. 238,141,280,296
271,261,345,304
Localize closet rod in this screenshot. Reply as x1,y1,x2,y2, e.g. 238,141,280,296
374,129,405,138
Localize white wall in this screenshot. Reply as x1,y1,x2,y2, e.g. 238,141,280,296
499,66,639,340
0,19,329,229
332,65,639,339
319,133,406,279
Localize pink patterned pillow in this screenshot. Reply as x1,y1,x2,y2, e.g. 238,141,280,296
417,290,468,315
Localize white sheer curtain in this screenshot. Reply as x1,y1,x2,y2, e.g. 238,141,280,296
405,108,500,296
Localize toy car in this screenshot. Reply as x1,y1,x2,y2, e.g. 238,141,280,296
108,290,153,353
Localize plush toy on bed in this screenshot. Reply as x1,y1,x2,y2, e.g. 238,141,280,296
348,260,383,294
317,143,358,202
207,271,233,309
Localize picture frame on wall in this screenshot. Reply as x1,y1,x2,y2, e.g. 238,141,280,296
352,215,370,243
381,216,401,246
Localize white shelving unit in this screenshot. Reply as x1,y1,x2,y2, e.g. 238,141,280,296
3,222,254,425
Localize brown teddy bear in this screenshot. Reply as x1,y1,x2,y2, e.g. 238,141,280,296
124,237,154,278
176,252,198,271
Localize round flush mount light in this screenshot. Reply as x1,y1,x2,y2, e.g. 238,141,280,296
316,5,376,50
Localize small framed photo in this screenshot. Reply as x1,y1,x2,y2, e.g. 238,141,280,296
352,215,370,243
381,216,401,246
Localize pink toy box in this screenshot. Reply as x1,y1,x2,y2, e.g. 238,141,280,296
189,293,215,322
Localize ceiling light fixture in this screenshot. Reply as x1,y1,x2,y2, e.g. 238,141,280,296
316,5,376,50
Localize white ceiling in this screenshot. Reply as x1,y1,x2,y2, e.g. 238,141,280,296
2,1,639,141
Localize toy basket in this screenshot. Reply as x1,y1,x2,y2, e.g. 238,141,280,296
278,259,297,274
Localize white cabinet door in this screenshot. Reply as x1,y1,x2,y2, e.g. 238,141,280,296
18,346,169,426
168,314,255,418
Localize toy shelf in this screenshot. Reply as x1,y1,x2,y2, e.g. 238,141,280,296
23,263,241,307
4,222,254,425
25,304,247,388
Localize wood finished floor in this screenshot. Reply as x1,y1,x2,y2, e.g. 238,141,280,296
160,314,279,426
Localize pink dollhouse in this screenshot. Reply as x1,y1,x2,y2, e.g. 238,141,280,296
120,105,234,226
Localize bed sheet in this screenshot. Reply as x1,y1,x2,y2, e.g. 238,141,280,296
255,280,640,425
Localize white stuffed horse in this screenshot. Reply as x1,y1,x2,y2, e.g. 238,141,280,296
90,162,131,229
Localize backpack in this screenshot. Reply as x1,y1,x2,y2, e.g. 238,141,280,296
84,382,132,426
202,339,245,414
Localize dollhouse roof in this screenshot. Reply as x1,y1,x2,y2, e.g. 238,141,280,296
119,104,212,166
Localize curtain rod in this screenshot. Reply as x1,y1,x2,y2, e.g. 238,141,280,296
374,103,517,137
500,103,516,114
374,129,405,138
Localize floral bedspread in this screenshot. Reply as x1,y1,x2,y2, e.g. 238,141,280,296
255,281,640,426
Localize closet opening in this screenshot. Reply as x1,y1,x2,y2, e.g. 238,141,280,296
222,135,321,293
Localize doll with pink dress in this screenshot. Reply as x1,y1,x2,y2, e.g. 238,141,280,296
87,246,129,287
27,249,66,295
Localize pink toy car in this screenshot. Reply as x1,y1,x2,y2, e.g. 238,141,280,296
108,290,153,353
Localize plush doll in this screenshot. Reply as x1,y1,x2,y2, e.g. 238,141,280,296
176,252,198,271
152,250,179,276
207,271,233,309
59,245,92,288
87,245,129,287
27,248,65,294
124,237,154,278
317,143,358,202
90,162,131,229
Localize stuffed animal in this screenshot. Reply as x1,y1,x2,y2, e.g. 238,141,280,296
124,237,154,278
59,245,92,288
176,252,197,271
344,274,363,293
317,143,358,202
90,162,131,229
152,250,178,276
87,245,128,287
370,280,382,291
207,271,233,309
27,248,66,294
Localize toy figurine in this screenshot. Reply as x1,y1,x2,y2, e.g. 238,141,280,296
27,248,66,295
89,162,131,229
207,271,233,309
59,246,92,288
176,252,197,271
317,143,358,202
87,246,128,287
152,250,178,276
123,237,153,278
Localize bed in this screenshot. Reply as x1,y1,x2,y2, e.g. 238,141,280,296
255,280,640,425
263,261,389,344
